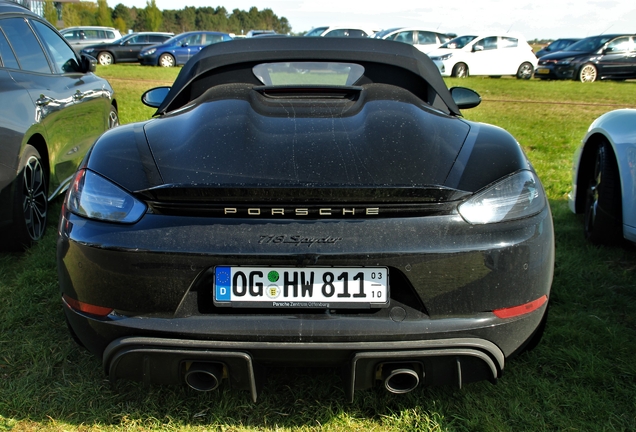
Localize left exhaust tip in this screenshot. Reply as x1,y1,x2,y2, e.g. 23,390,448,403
184,362,224,391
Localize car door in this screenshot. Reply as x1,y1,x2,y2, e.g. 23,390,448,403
597,36,634,78
2,18,112,193
467,36,499,75
117,34,147,62
176,33,203,64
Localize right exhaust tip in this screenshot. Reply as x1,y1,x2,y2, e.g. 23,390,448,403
184,362,223,392
382,364,421,394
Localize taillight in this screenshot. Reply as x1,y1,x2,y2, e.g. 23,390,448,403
62,294,113,317
493,295,547,319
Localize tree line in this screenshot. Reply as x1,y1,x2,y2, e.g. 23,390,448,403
45,0,292,36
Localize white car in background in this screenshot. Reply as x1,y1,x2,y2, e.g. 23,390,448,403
374,27,454,53
304,25,377,38
428,34,537,79
569,109,636,245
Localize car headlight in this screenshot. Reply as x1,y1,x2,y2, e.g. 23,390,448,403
67,169,146,223
430,53,453,61
556,57,575,65
142,48,156,56
458,170,546,224
83,48,95,53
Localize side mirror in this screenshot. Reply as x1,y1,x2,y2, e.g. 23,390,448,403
80,54,97,73
142,86,171,108
181,42,189,47
450,87,481,110
472,45,484,52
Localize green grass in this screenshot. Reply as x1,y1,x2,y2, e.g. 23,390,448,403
1,71,636,431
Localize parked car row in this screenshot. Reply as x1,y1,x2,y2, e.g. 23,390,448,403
305,25,636,83
61,21,636,83
80,31,174,65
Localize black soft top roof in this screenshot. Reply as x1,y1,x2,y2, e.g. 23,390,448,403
157,37,461,116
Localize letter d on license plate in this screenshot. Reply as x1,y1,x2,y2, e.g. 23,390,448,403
214,266,389,308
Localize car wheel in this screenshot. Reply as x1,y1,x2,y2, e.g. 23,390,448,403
4,145,48,250
452,63,468,78
159,53,175,67
108,105,119,129
97,52,113,66
579,64,597,83
516,62,534,80
584,141,622,244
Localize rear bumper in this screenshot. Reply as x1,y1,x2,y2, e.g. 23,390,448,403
58,203,554,395
103,335,506,402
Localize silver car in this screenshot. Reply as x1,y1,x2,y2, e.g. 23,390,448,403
60,26,122,53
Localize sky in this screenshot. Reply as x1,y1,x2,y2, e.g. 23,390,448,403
105,0,636,40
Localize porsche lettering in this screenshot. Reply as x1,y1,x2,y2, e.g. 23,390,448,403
223,207,380,216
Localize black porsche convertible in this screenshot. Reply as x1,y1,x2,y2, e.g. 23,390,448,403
57,37,554,401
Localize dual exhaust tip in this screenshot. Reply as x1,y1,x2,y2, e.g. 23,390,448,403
184,361,422,395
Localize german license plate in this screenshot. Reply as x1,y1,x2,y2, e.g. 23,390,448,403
537,68,550,74
214,266,389,308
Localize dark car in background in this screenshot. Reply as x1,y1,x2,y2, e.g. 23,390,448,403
535,38,580,58
0,1,118,249
535,38,581,58
80,32,173,65
138,31,232,67
58,37,554,401
535,34,636,82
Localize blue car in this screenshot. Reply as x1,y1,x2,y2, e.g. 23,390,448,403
138,31,232,67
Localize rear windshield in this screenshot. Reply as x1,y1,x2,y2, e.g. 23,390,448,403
253,62,365,86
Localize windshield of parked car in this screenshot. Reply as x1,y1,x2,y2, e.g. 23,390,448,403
304,27,328,37
439,35,477,49
373,28,401,38
110,34,133,44
253,62,365,86
162,34,181,45
565,35,616,52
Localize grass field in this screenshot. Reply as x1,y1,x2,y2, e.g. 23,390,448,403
1,65,635,431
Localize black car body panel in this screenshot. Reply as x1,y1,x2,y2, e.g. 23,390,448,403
535,34,636,81
80,32,173,65
0,1,117,248
58,37,554,400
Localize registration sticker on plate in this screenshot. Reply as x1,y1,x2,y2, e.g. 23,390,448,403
214,266,389,308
